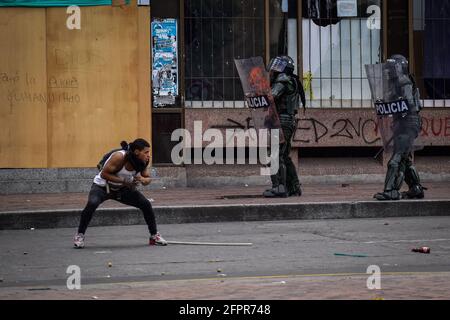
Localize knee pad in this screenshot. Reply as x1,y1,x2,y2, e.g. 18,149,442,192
388,153,402,169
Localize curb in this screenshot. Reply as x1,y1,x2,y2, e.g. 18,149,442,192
0,200,449,230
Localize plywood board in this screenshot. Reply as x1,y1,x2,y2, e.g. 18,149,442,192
46,4,140,167
0,8,48,168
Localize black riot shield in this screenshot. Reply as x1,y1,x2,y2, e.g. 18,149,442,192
235,57,285,144
365,63,422,153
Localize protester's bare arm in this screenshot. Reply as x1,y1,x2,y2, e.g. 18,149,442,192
136,167,151,186
100,152,127,184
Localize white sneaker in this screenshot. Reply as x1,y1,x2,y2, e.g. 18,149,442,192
73,233,85,248
149,232,168,246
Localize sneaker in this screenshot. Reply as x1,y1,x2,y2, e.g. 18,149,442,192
149,232,168,246
73,233,85,249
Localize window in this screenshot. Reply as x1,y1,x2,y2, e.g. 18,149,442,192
184,0,382,109
269,0,299,71
302,0,382,108
184,0,265,108
412,0,450,107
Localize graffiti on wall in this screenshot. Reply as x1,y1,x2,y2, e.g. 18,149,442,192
186,109,450,148
420,116,450,137
293,117,380,145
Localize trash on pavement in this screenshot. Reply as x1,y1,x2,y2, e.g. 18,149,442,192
412,247,430,254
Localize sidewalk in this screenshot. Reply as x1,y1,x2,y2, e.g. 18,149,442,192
1,182,449,230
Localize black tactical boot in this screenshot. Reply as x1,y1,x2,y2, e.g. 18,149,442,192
374,190,401,201
288,184,302,197
402,185,425,199
403,165,425,199
263,185,288,198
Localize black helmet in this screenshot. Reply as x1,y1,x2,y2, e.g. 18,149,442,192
387,54,409,74
267,55,295,74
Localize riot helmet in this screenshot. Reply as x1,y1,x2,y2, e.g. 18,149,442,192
386,54,409,75
267,55,295,75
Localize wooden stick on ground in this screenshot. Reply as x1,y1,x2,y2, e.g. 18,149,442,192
167,241,253,246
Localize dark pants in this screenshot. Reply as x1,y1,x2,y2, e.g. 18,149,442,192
77,184,157,235
271,114,300,193
384,114,422,191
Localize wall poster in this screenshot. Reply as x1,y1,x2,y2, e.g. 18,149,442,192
151,18,178,107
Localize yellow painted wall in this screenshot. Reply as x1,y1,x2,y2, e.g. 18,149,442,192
0,1,151,168
0,8,48,168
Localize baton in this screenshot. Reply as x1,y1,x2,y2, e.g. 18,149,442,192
373,135,394,160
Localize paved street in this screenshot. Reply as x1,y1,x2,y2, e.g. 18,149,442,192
1,216,450,299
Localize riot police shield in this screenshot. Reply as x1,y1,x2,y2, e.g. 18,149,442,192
365,63,422,153
235,57,285,143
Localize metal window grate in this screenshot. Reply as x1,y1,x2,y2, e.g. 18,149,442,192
302,0,381,108
413,0,450,108
183,0,449,109
184,0,265,108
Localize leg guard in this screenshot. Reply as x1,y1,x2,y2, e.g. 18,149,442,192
263,163,287,198
384,154,405,191
285,157,301,196
405,164,421,187
270,172,279,189
403,164,425,199
374,153,403,201
264,116,293,198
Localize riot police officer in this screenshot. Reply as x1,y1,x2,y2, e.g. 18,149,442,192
374,55,426,201
263,56,306,198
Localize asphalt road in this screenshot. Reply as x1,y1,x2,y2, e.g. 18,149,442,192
1,216,450,299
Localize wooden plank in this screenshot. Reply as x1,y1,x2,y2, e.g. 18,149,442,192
167,241,253,246
46,4,139,167
138,4,151,157
0,8,48,168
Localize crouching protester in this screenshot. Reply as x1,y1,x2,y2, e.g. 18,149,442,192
73,138,167,248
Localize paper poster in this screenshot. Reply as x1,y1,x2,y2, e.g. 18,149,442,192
151,18,178,107
337,0,358,17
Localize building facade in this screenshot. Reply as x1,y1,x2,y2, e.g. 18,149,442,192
0,0,449,173
152,0,450,166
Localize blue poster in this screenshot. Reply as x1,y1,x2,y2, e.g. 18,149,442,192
151,18,178,107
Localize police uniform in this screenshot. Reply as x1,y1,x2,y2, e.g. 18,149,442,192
263,56,306,198
375,55,425,201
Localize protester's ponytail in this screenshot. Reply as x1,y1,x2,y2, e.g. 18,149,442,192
120,141,129,151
